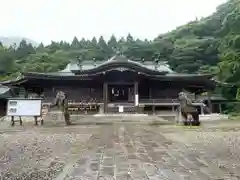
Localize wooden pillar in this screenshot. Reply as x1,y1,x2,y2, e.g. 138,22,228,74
34,116,38,126
200,104,204,115
152,100,155,115
11,116,15,126
24,88,28,98
194,93,197,101
128,87,131,102
149,87,152,99
103,83,108,113
134,81,139,113
134,82,138,97
207,90,212,113
178,105,182,124
219,103,222,114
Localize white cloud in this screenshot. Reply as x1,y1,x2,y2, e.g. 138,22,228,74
0,0,227,44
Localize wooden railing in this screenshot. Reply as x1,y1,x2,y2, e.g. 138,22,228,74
139,98,203,104
139,98,179,103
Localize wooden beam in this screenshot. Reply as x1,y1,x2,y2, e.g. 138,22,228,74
207,90,213,113
103,83,108,113
219,103,222,114
134,81,139,113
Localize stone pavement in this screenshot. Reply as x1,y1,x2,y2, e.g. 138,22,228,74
1,120,240,180
56,124,240,180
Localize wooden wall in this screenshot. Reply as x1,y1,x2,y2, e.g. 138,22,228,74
139,81,181,99
41,85,182,102
0,99,7,117
43,86,103,102
24,78,199,103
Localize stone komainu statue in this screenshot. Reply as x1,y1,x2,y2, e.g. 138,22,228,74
51,91,71,125
178,92,200,126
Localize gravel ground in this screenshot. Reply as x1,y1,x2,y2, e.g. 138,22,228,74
0,118,240,179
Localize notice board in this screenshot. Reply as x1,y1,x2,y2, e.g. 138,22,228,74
7,99,42,116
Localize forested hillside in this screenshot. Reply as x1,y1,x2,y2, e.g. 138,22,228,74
0,0,239,98
0,36,39,47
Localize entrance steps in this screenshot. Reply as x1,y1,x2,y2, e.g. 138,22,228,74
107,106,136,113
94,113,148,117
107,103,136,113
70,114,172,125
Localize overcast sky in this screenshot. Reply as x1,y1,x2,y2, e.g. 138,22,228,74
0,0,227,44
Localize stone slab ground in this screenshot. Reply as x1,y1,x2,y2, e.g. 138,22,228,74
0,118,240,180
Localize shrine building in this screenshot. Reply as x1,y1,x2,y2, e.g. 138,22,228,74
1,55,221,114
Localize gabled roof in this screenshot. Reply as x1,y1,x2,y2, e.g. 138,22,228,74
0,55,215,89
59,55,175,75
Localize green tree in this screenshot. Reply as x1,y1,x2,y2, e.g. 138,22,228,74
15,40,36,59
108,35,117,49
0,47,15,74
71,36,80,49
1,0,240,107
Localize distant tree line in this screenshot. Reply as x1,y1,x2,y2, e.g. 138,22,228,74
0,0,240,105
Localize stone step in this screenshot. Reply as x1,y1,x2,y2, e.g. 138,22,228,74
107,105,136,113
94,113,148,117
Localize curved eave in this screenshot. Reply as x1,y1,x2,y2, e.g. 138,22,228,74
198,96,227,102
150,73,214,82
23,70,161,80
71,60,169,75
23,72,214,80
153,73,215,91
214,79,234,87
0,71,215,88
0,74,93,85
24,73,92,80
0,78,28,86
0,85,15,98
165,73,213,79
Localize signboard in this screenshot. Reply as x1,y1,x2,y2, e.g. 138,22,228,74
135,94,139,106
118,106,124,113
7,99,42,116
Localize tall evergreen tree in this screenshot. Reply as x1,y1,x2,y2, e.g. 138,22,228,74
98,36,109,52
91,37,98,47
71,36,80,49
108,35,118,49
15,40,36,59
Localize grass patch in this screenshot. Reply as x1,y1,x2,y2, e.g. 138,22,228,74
227,113,240,120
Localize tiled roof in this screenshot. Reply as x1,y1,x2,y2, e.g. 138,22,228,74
59,56,174,74
0,85,11,98
0,55,214,87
